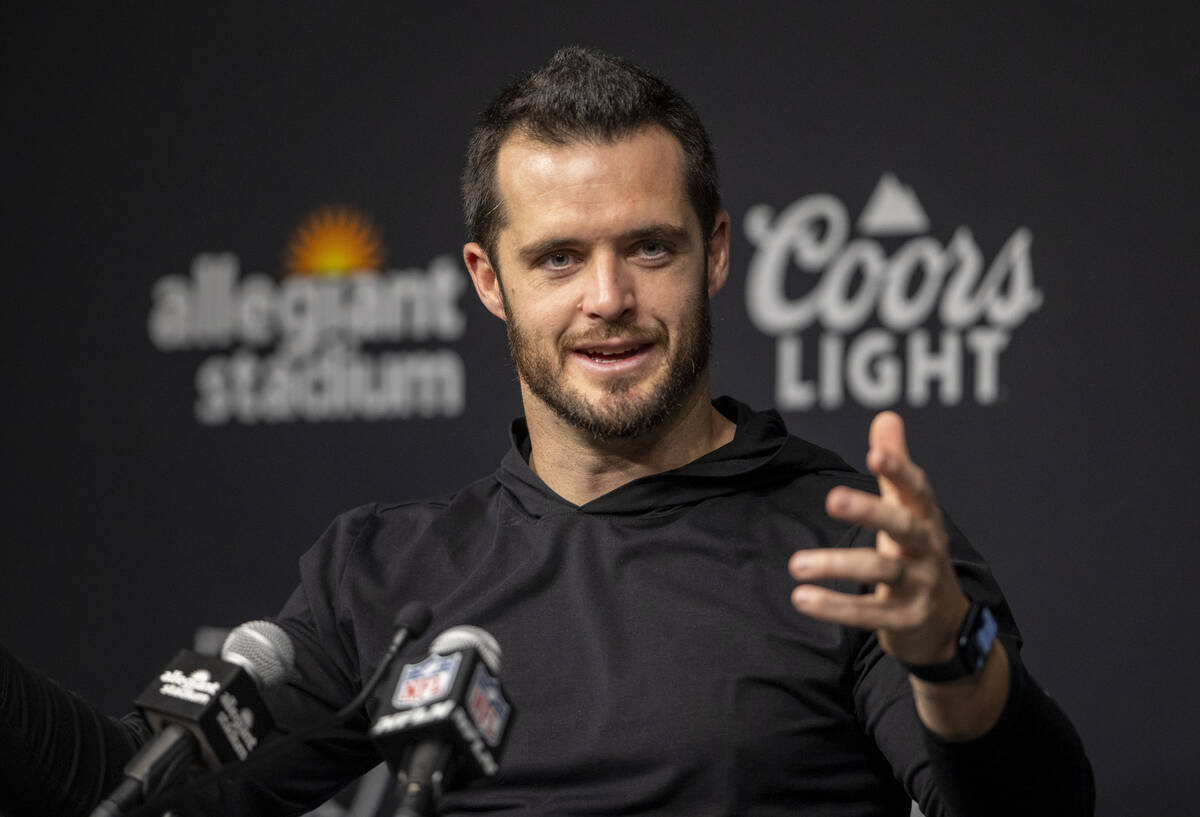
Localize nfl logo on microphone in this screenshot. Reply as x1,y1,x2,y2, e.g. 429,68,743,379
467,664,509,746
392,652,462,708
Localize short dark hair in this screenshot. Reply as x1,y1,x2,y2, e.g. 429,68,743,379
462,46,721,258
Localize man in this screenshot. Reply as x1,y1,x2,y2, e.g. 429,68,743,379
1,47,1092,816
463,64,1006,738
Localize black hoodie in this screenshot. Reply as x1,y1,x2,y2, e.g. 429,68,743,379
0,398,1093,817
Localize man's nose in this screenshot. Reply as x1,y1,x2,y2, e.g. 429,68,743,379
580,254,636,322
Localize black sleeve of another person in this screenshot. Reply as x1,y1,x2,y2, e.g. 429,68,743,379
0,642,149,817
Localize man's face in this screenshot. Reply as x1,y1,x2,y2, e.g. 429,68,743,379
466,126,729,439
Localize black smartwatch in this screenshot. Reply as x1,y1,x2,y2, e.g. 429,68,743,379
901,601,998,683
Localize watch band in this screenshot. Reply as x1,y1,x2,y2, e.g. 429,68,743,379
901,602,997,683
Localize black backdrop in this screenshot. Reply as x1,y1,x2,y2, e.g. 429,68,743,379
2,5,1197,815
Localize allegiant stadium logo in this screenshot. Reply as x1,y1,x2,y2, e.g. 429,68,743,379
147,206,468,425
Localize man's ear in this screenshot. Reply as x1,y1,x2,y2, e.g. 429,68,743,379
463,242,507,321
706,211,731,297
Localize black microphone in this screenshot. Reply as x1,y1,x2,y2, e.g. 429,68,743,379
89,620,295,817
370,625,515,817
121,602,433,817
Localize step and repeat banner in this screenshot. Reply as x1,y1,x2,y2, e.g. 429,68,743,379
2,5,1195,815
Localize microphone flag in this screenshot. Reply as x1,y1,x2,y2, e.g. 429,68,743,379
370,633,513,785
133,648,274,769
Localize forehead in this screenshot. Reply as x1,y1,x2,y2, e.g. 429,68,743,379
493,126,695,249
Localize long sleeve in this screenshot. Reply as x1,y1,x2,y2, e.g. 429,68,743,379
0,643,149,817
851,510,1095,817
917,641,1095,817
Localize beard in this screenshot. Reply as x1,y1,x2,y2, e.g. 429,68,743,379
503,279,712,441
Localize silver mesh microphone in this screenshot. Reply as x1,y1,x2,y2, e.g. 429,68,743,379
429,625,502,675
220,620,296,687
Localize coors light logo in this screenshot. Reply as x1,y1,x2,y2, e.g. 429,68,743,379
744,174,1042,410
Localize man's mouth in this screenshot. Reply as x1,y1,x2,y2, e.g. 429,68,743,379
579,344,646,363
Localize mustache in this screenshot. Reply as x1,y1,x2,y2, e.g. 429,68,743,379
560,323,665,350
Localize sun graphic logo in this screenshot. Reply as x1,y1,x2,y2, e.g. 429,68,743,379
744,173,1042,410
147,204,468,425
283,205,386,278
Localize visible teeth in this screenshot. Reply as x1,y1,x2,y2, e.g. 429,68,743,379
585,347,637,360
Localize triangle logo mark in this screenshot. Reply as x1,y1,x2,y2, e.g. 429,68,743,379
857,173,930,236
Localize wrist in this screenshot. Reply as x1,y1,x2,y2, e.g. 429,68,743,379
912,637,1011,740
901,600,996,683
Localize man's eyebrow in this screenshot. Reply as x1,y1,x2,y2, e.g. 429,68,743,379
516,224,693,264
622,224,692,247
517,237,581,264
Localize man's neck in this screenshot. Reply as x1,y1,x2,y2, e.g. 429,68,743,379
521,384,736,506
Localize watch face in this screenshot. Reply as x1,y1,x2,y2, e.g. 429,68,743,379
904,605,997,682
970,607,998,670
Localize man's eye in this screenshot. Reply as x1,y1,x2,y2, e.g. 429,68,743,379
638,241,670,259
543,252,572,269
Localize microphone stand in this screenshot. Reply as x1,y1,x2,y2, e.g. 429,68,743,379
393,740,453,817
88,725,197,817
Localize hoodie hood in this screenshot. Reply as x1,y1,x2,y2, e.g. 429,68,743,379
496,396,855,518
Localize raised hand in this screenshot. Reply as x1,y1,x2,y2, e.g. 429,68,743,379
789,411,1009,738
788,411,969,666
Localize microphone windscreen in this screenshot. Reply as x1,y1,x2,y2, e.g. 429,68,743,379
429,626,502,674
394,601,434,639
220,620,295,687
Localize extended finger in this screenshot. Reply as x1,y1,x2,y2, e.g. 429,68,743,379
789,547,906,586
790,584,907,631
825,487,937,556
867,447,939,520
867,413,938,518
869,411,910,459
868,412,908,504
